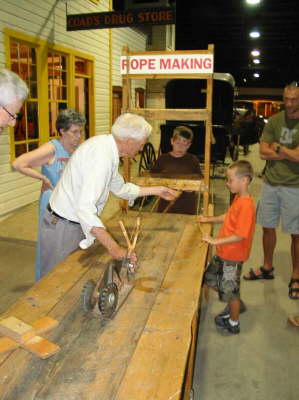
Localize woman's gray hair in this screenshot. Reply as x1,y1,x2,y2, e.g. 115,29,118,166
56,109,86,133
0,68,29,106
112,113,152,140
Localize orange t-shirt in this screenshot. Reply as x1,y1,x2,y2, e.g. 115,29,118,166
216,195,256,262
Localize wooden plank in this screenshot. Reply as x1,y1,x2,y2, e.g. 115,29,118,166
0,337,19,354
0,317,59,357
131,175,203,191
0,317,35,343
21,336,60,359
182,310,199,400
115,223,210,400
31,316,59,335
128,107,209,121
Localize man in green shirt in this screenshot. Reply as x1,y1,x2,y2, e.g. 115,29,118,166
243,82,299,300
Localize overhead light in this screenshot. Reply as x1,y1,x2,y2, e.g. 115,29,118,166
253,59,260,64
253,72,260,78
251,49,260,57
250,30,260,38
246,0,261,5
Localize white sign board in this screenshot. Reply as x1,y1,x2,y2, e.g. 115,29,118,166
120,54,214,74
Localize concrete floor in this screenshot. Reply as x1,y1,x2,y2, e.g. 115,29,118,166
193,145,299,400
0,145,298,399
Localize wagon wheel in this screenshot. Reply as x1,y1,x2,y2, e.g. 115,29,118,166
138,142,156,174
98,283,119,318
228,135,239,161
135,142,157,208
81,280,97,312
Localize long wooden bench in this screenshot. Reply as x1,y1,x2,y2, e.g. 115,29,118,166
0,210,210,400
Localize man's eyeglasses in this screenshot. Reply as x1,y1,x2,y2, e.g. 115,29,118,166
1,105,22,121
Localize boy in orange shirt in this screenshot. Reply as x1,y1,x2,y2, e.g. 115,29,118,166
198,160,255,334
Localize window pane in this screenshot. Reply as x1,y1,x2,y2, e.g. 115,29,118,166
30,48,36,64
27,103,39,139
61,71,67,85
20,44,28,60
30,82,37,98
14,105,27,142
49,103,58,137
15,143,27,157
10,40,39,156
75,59,86,74
20,63,28,81
61,55,66,69
61,86,67,100
59,102,67,112
29,142,38,151
75,77,89,139
10,43,18,60
48,52,53,68
11,62,19,74
30,65,37,80
48,51,68,123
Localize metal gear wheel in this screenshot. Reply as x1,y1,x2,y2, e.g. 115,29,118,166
98,283,118,318
81,280,96,312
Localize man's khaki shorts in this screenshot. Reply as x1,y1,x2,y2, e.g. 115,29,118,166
257,182,299,233
204,255,243,302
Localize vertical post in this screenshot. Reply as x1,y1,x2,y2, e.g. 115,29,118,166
109,0,113,130
121,46,131,212
203,44,214,214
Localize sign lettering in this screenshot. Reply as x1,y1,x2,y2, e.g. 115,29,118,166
120,54,214,75
66,7,176,31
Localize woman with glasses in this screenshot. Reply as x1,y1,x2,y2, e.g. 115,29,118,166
12,109,85,280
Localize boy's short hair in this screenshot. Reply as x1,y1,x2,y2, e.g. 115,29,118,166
172,125,194,141
228,160,254,182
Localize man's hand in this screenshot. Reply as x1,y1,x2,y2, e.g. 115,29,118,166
260,141,284,160
128,250,138,265
154,186,180,200
109,244,128,260
138,185,179,200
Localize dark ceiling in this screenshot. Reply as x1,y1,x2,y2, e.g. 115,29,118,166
114,1,299,89
176,0,299,89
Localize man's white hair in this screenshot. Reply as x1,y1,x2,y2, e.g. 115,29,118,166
0,68,29,106
112,113,152,140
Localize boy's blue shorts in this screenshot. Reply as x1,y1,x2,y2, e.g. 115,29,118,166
204,255,243,302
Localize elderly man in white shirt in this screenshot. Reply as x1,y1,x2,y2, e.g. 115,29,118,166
40,113,178,277
0,68,28,133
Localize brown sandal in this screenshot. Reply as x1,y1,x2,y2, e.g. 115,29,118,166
243,266,274,281
288,315,299,327
288,278,299,300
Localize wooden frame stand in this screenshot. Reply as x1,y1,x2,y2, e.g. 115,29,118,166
121,45,214,214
